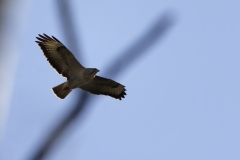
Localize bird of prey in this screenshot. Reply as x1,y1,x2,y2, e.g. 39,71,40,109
36,34,126,100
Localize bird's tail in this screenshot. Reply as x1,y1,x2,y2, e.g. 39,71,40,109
52,82,72,99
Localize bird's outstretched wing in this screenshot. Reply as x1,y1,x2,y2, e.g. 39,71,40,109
80,76,126,100
36,34,84,78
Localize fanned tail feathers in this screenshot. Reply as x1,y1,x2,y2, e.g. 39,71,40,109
52,82,72,99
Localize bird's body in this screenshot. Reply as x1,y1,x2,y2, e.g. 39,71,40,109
36,34,126,100
52,68,99,99
66,68,99,89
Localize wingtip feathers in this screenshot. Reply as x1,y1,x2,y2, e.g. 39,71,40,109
36,33,61,44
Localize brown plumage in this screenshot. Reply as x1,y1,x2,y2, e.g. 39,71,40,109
36,33,126,100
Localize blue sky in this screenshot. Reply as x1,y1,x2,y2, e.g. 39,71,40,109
0,0,240,160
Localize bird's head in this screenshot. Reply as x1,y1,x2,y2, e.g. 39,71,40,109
83,68,99,81
88,68,99,77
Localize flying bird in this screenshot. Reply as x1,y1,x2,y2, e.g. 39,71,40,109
36,34,126,100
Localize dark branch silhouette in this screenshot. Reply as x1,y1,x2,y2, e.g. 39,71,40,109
55,0,84,60
28,1,176,159
104,12,175,77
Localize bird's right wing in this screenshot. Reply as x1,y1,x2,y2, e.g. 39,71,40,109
36,34,84,79
80,76,126,100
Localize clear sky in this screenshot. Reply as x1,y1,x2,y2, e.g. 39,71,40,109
0,0,240,160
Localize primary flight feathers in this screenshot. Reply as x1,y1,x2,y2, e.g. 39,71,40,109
36,34,126,100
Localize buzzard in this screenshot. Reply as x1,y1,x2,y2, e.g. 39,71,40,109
36,34,126,100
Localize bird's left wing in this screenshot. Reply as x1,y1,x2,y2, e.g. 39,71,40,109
80,76,126,100
36,34,84,79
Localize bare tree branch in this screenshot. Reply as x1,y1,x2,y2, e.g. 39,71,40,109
104,12,175,77
0,0,30,143
56,0,84,60
29,93,90,160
